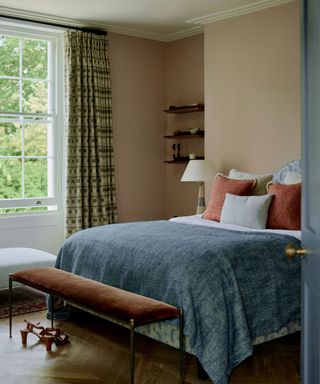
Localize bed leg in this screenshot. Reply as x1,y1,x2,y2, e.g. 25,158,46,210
197,359,209,380
130,319,135,384
179,308,184,383
9,275,13,338
49,295,54,329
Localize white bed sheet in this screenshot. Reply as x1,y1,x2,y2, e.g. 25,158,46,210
170,214,301,240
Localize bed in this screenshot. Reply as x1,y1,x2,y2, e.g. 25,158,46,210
54,160,302,384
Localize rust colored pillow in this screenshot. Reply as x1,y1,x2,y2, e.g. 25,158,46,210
267,183,301,230
202,175,256,222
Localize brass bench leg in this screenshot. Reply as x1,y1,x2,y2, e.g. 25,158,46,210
130,319,135,384
49,295,54,329
179,309,184,384
9,275,13,338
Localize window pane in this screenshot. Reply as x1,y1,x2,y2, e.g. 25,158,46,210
24,122,47,156
22,80,48,113
0,35,19,77
22,38,48,80
0,78,19,112
0,122,21,156
24,158,47,198
0,26,59,213
0,158,22,199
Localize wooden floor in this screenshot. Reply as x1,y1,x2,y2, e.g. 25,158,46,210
0,310,300,384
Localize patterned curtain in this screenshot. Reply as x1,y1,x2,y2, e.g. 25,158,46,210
64,30,117,237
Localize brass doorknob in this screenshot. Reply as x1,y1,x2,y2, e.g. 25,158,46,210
285,244,307,259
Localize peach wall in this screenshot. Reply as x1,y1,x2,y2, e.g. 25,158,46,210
108,0,301,223
165,34,205,218
1,3,301,252
108,33,167,222
204,0,301,177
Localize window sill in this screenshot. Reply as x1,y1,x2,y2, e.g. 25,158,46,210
0,210,63,230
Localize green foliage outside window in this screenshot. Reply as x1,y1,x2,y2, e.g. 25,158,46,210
0,34,51,211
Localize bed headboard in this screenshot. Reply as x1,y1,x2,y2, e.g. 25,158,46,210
272,159,301,183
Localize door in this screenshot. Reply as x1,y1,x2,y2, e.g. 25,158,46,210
302,0,320,383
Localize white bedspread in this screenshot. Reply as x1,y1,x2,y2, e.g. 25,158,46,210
170,214,301,240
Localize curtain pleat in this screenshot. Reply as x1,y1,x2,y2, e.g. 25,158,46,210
64,30,117,237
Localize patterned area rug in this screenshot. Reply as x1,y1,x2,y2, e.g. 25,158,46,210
0,286,47,318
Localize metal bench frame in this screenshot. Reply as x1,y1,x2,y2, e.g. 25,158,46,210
8,272,184,384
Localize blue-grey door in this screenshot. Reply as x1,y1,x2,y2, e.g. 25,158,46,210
302,0,320,383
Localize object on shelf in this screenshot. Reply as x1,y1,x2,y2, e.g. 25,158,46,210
171,143,181,159
188,127,200,135
189,153,196,160
172,143,176,160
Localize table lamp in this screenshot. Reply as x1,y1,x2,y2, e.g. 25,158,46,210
181,159,216,214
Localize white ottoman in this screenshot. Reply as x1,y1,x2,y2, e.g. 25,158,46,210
0,248,56,288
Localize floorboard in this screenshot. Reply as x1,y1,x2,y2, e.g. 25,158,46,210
0,311,300,383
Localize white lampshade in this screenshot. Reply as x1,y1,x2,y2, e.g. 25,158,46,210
181,159,216,214
181,159,216,182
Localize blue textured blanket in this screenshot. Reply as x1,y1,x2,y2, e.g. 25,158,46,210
56,221,301,384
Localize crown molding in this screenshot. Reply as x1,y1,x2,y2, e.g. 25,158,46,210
0,5,204,42
102,24,203,42
163,25,203,42
0,6,166,41
187,0,294,25
0,0,293,43
0,6,82,28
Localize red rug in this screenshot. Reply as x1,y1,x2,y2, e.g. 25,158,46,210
0,286,47,318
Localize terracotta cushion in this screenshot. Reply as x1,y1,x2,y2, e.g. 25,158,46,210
267,183,301,230
11,268,180,326
202,175,256,222
229,169,273,195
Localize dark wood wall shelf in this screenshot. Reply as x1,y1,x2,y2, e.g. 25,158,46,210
164,156,204,164
164,102,204,164
163,103,204,114
164,131,204,139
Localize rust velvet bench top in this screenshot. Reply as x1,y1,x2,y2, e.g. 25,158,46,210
9,267,184,384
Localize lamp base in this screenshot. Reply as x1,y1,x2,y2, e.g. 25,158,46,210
196,182,206,215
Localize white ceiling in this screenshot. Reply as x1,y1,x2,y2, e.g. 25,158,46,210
0,0,292,41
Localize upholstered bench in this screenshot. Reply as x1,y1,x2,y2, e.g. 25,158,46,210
0,248,56,288
9,267,184,384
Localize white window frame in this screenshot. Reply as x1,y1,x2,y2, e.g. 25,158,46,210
0,20,64,214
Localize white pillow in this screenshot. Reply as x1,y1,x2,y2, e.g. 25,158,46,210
284,171,302,185
220,193,273,229
229,169,266,179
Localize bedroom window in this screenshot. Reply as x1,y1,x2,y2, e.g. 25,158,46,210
0,23,63,214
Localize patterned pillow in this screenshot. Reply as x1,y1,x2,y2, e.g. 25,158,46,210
284,171,302,185
267,183,301,230
272,159,301,183
203,175,256,222
229,169,273,195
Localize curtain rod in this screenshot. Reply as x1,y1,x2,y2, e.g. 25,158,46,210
0,13,108,35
